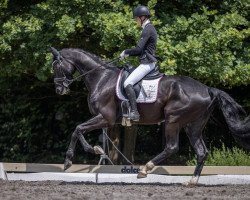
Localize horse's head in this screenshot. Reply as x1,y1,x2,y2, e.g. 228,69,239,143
50,47,75,95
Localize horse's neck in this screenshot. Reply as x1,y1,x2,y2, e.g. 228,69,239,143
75,58,119,94
66,49,119,94
84,69,109,92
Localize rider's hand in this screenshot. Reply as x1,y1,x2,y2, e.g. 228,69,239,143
120,50,129,60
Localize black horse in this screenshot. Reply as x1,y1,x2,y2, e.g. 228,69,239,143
50,47,250,186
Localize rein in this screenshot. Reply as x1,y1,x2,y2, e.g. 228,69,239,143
70,56,120,82
53,56,120,87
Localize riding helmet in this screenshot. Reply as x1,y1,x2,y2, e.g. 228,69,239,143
133,5,151,18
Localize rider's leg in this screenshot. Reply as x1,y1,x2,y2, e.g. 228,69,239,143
124,63,156,87
124,84,140,121
124,63,155,121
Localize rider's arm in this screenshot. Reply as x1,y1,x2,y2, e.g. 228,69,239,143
124,27,151,56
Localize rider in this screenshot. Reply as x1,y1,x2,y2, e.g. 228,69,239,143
120,5,157,121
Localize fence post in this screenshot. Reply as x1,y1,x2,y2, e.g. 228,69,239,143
0,163,7,180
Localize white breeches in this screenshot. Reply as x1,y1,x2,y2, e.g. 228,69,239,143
124,63,156,87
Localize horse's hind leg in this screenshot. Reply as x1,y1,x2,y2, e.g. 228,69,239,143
138,122,180,178
182,117,209,186
64,114,108,170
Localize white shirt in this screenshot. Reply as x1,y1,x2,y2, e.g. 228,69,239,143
142,19,150,29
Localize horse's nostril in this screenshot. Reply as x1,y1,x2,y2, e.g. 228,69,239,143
56,88,61,94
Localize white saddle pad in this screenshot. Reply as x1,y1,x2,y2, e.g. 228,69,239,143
116,72,162,103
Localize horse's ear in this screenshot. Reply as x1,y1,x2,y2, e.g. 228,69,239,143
50,47,60,58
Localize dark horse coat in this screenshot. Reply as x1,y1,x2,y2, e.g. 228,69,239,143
51,47,250,185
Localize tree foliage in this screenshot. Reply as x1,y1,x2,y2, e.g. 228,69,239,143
0,0,249,85
158,8,250,86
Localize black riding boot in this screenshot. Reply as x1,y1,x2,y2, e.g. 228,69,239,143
125,84,140,121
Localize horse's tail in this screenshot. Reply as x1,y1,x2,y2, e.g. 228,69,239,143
208,87,250,150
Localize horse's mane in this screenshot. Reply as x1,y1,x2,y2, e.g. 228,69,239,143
60,48,116,68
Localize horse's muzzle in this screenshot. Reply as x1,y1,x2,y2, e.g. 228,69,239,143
56,86,69,95
56,87,62,94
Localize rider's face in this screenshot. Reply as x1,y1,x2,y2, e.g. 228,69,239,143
135,16,146,27
135,17,141,26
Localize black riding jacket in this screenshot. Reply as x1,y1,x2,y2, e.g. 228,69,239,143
125,22,157,64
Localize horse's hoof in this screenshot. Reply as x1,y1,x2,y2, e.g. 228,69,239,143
182,181,191,187
181,181,196,187
64,159,72,171
137,171,147,179
182,177,199,187
94,145,105,155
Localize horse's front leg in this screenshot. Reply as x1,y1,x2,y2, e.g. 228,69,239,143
64,114,108,170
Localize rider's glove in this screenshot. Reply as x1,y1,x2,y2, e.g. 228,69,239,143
120,50,129,60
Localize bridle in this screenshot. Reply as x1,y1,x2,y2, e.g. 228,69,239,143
52,59,74,88
52,56,120,88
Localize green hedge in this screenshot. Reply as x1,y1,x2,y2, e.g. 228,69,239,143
187,144,250,166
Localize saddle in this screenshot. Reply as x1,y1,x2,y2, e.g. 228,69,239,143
118,64,163,99
116,64,163,126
